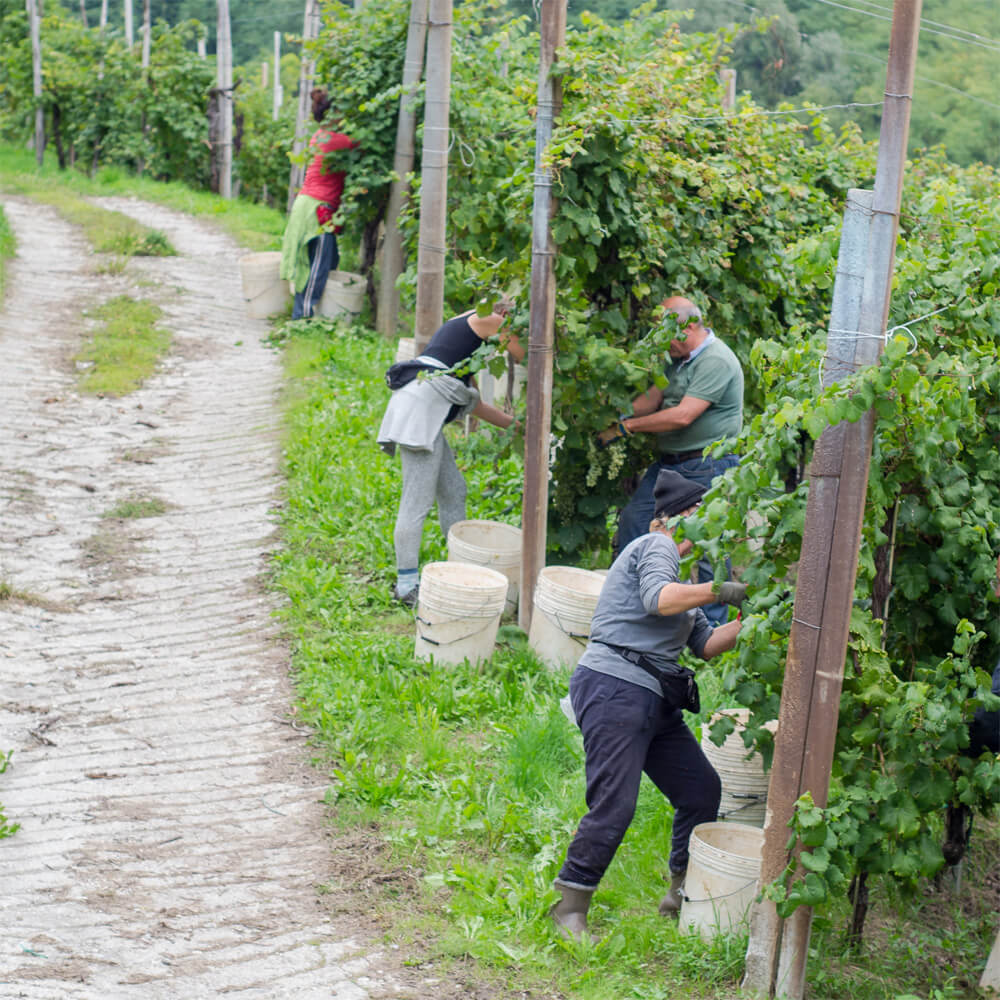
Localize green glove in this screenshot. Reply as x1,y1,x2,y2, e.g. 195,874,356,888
716,581,747,607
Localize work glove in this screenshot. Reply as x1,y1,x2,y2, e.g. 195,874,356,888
596,419,631,449
716,581,748,608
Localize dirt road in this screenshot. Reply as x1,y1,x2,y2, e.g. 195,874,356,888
0,196,406,998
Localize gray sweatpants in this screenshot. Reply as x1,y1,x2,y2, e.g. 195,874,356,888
394,432,467,571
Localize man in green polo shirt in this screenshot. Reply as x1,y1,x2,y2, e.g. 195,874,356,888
607,296,743,622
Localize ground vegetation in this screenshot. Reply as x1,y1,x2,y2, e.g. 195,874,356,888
268,314,999,998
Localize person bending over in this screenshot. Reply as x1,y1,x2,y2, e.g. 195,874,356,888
551,468,747,940
378,298,523,606
280,87,356,320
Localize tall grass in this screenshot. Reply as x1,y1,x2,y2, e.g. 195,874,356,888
273,317,996,999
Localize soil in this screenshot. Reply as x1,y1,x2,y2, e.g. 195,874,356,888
0,194,450,999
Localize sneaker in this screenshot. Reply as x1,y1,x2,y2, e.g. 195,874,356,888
396,586,419,609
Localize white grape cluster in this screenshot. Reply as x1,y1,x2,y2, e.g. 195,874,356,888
604,438,627,481
585,435,601,488
585,436,628,488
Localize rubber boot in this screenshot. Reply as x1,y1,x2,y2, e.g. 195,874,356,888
658,868,686,917
550,882,595,940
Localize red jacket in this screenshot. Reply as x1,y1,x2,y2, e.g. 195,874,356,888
300,128,355,209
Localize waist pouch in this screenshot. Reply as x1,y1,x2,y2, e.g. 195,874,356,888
385,360,441,390
593,640,700,713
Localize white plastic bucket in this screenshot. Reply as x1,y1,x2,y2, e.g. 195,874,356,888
240,252,288,318
496,362,527,403
680,822,763,940
395,337,417,363
318,270,365,318
479,363,527,406
528,566,606,670
414,561,508,666
447,520,522,616
701,709,778,827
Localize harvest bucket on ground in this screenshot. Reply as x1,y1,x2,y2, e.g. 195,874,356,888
239,252,288,318
395,337,417,363
528,566,606,669
701,708,778,827
679,821,764,940
317,270,365,318
447,520,522,616
479,363,527,406
414,561,508,666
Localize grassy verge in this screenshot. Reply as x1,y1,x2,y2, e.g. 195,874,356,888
0,143,285,252
0,204,13,296
0,148,176,258
28,187,174,257
273,318,998,999
0,750,18,841
75,296,170,396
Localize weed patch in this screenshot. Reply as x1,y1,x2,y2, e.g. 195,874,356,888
102,495,169,519
75,296,170,396
80,523,138,577
4,180,176,258
0,203,13,296
0,750,19,841
0,578,70,613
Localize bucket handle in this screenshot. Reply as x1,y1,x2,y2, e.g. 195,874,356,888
718,794,764,820
682,877,758,905
416,614,499,647
537,605,590,646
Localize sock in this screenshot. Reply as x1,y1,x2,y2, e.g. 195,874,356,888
396,568,418,597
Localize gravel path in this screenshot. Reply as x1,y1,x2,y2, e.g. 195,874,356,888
0,196,405,999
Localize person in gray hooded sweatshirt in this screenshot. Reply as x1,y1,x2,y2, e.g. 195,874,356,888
550,468,747,940
378,298,523,605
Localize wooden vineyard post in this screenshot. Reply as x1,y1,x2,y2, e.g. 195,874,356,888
413,0,452,352
518,0,567,632
742,2,923,996
377,0,429,338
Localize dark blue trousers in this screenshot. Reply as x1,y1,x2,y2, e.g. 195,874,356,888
557,667,721,889
292,232,339,319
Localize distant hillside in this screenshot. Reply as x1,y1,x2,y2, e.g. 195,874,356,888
78,0,998,167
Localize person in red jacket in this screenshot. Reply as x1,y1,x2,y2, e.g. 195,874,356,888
280,87,356,319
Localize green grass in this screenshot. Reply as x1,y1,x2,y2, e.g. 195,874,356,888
33,190,176,257
0,143,286,252
75,296,170,396
102,495,169,519
273,318,999,999
0,204,14,297
0,750,19,841
0,148,177,258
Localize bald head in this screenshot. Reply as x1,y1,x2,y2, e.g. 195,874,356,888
659,295,706,359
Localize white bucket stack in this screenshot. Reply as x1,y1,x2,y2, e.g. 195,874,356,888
528,566,606,669
239,252,289,318
680,822,764,940
395,337,417,363
701,708,778,827
447,520,522,616
317,270,365,318
414,562,508,666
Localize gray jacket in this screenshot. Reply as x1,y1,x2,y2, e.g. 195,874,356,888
377,368,479,455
